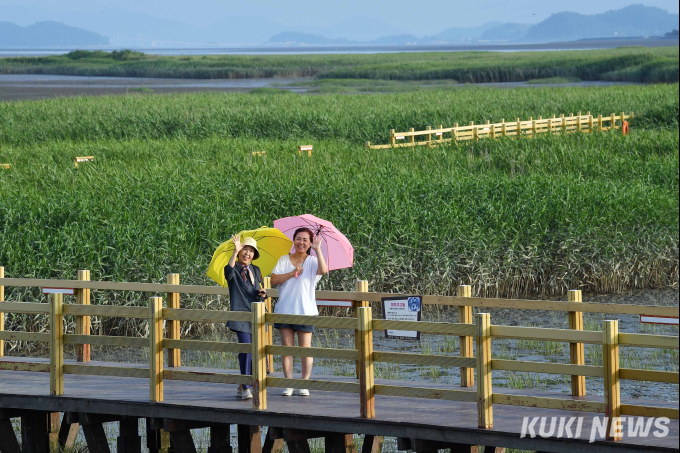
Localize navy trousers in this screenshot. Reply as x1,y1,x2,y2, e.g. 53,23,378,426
236,331,252,389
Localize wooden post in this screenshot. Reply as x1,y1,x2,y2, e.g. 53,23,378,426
409,128,415,145
476,313,492,429
598,114,603,132
237,425,262,453
588,112,594,132
452,124,458,142
365,142,371,150
489,122,496,140
389,129,396,147
619,112,625,129
568,290,586,396
354,280,369,377
358,306,375,419
117,417,141,453
458,285,474,387
515,118,521,138
167,273,180,367
149,296,163,402
252,302,267,410
22,412,50,453
531,118,537,137
501,119,506,137
264,276,273,373
603,320,621,441
209,424,232,453
473,125,478,141
426,126,432,147
50,293,64,396
561,114,566,134
76,269,91,362
610,113,616,132
577,111,582,132
0,266,4,357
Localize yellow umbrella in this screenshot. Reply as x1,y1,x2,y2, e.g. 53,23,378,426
207,226,293,287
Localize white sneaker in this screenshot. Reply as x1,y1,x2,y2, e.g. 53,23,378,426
236,386,242,398
242,388,253,400
282,388,294,396
297,389,310,396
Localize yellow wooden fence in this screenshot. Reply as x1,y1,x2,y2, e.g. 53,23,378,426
1,267,678,441
366,112,633,150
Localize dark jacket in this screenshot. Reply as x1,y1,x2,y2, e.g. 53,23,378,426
224,263,262,333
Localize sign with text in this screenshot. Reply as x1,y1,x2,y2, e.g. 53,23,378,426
317,299,352,308
42,287,75,295
640,315,679,326
382,296,422,340
74,156,94,168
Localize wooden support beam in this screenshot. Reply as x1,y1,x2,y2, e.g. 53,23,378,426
76,269,91,362
237,425,261,453
209,424,233,453
458,285,474,387
344,434,357,453
117,417,141,453
476,312,493,429
58,414,79,450
358,304,375,418
82,422,112,453
264,277,274,373
286,440,311,453
169,430,198,453
361,435,383,453
79,413,124,426
325,433,347,453
603,319,621,441
0,418,21,453
50,293,64,396
353,280,369,378
252,302,267,410
146,417,170,453
47,412,60,448
21,412,50,453
167,273,181,367
568,289,586,396
263,436,284,453
150,296,164,402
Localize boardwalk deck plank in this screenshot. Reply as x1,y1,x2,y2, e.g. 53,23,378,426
0,359,677,452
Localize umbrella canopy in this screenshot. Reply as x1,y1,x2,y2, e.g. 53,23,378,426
273,214,354,271
207,226,293,287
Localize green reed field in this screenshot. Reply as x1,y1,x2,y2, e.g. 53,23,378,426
1,83,677,312
0,46,677,83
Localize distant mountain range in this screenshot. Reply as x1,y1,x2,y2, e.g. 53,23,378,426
271,5,679,45
0,21,108,47
1,4,678,48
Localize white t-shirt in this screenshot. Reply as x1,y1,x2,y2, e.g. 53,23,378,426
272,255,322,316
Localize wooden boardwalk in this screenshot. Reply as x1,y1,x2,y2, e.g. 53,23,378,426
1,358,678,453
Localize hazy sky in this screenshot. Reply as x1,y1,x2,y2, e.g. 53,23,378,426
4,0,679,34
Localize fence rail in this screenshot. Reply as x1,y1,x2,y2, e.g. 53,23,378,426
365,112,633,150
0,267,678,441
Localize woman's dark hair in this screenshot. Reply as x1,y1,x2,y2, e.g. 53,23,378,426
293,227,314,255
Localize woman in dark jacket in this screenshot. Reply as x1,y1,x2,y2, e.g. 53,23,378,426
224,235,266,400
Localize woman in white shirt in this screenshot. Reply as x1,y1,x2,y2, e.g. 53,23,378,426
270,227,328,396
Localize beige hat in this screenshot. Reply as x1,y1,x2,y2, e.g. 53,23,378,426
239,237,260,260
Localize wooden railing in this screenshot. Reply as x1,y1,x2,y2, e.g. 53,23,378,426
0,268,678,441
365,112,633,150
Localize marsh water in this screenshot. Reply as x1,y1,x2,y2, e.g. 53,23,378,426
0,73,634,101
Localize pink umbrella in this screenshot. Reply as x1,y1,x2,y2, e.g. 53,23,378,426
273,214,354,271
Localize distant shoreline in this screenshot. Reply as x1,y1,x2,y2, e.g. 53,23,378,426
1,37,678,57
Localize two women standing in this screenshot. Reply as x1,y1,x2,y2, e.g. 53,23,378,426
224,228,327,399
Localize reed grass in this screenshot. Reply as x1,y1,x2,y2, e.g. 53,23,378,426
0,47,676,83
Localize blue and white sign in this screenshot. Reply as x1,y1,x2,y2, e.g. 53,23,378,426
382,295,422,340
